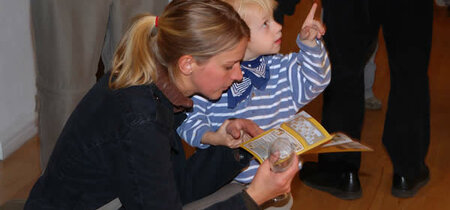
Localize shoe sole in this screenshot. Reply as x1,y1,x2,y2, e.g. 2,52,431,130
302,179,362,200
391,176,430,198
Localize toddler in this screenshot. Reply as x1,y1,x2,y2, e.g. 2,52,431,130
178,0,329,183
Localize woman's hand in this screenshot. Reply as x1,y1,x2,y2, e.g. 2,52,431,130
245,155,300,205
299,2,326,47
201,118,263,148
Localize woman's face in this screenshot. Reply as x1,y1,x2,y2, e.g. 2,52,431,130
190,38,248,100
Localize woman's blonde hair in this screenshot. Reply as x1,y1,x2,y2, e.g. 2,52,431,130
109,0,250,89
222,0,277,20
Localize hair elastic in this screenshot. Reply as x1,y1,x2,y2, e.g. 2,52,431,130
155,16,159,27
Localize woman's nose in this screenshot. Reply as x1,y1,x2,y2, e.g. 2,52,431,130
231,64,243,82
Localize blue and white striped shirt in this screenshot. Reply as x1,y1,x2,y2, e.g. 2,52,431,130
177,36,331,183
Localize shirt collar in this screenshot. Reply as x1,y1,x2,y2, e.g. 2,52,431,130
227,55,270,109
154,65,193,112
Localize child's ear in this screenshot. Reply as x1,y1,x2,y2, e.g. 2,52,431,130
178,55,194,76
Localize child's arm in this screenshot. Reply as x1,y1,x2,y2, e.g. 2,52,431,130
298,3,325,47
177,96,213,149
287,36,331,107
203,118,263,148
177,96,262,149
266,3,330,109
202,119,244,149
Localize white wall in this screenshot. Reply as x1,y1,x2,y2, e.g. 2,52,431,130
0,0,37,159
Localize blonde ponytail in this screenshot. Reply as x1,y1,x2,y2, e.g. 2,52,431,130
109,14,158,90
108,0,250,90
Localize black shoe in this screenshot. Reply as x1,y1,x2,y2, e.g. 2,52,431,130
299,162,362,200
392,166,430,198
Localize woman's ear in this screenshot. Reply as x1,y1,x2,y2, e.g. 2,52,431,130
178,55,194,76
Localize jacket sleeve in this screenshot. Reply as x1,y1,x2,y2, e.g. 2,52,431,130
117,120,256,209
116,120,184,209
177,145,253,203
206,190,260,210
177,95,214,149
180,147,259,210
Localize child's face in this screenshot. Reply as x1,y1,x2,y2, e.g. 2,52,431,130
243,5,282,60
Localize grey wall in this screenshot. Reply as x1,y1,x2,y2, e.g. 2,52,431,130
0,0,37,159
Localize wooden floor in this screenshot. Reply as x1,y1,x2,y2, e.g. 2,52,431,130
0,2,448,209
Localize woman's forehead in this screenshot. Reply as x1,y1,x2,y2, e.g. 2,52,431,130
210,38,248,63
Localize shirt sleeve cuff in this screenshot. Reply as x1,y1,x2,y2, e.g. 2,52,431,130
296,35,323,54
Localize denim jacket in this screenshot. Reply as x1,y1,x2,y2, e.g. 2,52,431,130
25,72,258,209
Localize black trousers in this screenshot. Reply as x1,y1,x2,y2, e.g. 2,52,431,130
319,0,433,177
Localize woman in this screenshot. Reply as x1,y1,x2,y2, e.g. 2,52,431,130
25,0,299,209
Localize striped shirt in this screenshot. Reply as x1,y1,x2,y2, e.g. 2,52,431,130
177,36,331,183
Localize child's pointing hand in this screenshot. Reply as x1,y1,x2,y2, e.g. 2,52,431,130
299,3,326,47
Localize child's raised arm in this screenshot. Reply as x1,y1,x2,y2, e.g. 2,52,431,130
299,3,326,47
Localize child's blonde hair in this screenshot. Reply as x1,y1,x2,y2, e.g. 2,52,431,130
109,0,250,89
222,0,277,20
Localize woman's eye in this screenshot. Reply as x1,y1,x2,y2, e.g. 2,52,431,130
225,66,233,70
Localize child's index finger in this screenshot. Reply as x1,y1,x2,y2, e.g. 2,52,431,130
305,3,318,22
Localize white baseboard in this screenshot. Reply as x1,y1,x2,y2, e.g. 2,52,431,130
0,120,37,160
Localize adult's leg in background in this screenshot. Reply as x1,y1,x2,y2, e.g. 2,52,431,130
319,0,379,172
381,0,432,178
364,44,378,99
31,0,167,171
31,0,113,171
364,43,383,110
273,0,301,24
102,0,166,71
299,0,379,200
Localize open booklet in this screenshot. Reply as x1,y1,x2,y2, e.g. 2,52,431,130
239,111,373,163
